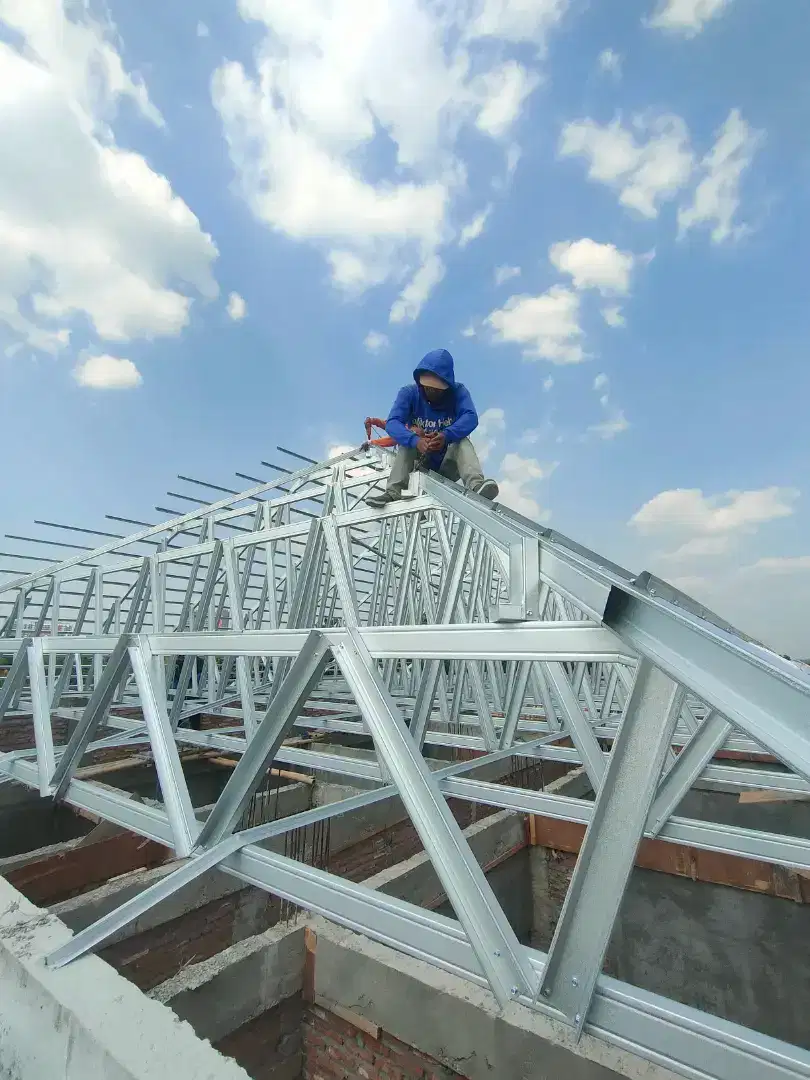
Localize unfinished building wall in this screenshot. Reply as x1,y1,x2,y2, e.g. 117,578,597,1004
529,833,810,1050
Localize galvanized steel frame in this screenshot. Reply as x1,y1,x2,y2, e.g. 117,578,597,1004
3,445,810,1079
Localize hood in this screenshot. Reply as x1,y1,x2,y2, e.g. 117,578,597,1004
414,348,456,390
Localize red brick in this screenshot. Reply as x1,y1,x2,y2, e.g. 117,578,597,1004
391,1048,431,1077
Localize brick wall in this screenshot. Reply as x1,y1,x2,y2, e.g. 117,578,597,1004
0,716,69,752
302,1001,468,1080
214,992,304,1080
329,797,499,885
101,886,282,990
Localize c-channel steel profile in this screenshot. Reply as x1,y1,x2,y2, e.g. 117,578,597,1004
537,661,684,1035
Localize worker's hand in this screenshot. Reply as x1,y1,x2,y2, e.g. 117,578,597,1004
415,436,432,455
427,432,446,452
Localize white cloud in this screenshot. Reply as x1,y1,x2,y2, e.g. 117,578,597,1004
559,113,694,218
497,452,556,520
476,407,506,461
678,109,762,243
364,329,389,353
630,487,798,540
213,0,568,326
227,292,247,320
663,535,733,560
475,62,539,138
461,322,476,338
328,443,356,459
494,265,521,286
549,238,635,295
485,285,584,363
588,410,629,440
197,21,210,38
647,0,732,36
586,373,629,439
390,255,446,324
0,4,218,356
597,48,622,78
746,555,810,575
602,305,626,327
459,205,492,248
467,0,571,45
73,353,142,389
543,375,554,391
600,49,626,78
327,251,390,293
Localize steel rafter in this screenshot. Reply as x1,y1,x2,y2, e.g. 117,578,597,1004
3,444,810,1078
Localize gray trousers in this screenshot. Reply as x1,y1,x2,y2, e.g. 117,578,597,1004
387,438,485,496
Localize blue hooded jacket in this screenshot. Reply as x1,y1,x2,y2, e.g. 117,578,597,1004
385,349,478,470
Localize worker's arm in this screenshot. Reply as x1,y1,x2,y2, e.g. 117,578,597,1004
443,385,478,443
386,387,419,448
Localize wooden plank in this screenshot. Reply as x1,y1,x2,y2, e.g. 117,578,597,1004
303,926,317,1004
738,789,810,805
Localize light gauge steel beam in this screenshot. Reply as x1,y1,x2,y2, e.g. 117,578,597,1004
3,441,810,1080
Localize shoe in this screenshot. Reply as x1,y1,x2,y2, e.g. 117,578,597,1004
478,479,499,500
366,491,400,509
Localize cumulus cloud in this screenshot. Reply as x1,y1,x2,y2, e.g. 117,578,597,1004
678,109,762,243
559,113,694,219
73,353,142,389
459,205,492,248
476,407,506,461
560,108,760,238
549,238,635,295
497,453,556,520
475,62,539,138
364,330,389,353
588,411,629,440
646,0,732,36
597,48,622,78
494,265,521,286
584,372,629,440
0,3,219,359
485,285,584,363
227,292,247,320
631,487,798,536
390,255,446,324
213,0,568,326
630,486,798,561
461,323,476,338
602,305,626,328
328,443,356,459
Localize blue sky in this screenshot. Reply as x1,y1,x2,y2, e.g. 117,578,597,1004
1,0,809,653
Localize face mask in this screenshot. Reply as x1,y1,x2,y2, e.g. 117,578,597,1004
422,385,447,405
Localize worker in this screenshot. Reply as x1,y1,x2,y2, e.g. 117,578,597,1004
366,348,499,508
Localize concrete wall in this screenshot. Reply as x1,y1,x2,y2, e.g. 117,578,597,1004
0,780,91,858
608,865,810,1050
0,876,250,1080
308,918,674,1080
530,841,810,1051
435,846,533,943
680,786,810,840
